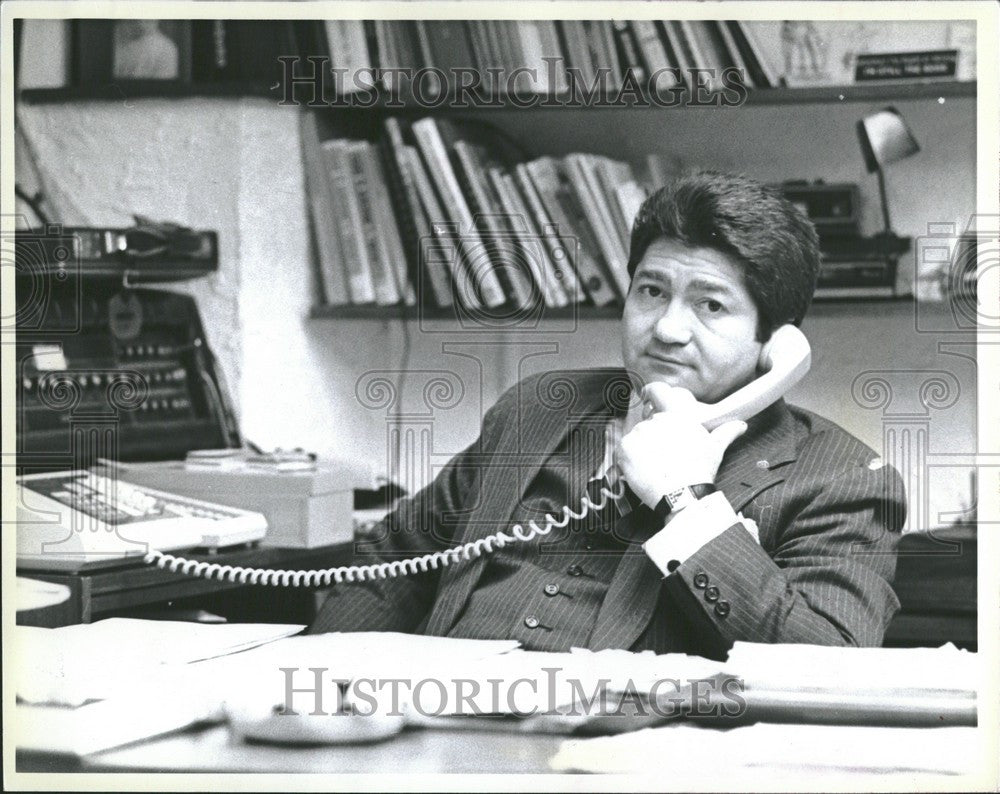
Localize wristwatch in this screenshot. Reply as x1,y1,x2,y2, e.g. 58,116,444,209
653,483,717,524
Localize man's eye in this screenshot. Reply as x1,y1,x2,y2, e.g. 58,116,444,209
638,285,663,298
700,299,725,313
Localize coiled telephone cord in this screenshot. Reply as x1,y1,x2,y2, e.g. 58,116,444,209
144,479,626,587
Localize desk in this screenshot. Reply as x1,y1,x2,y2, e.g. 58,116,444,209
16,542,353,628
18,721,980,782
21,724,563,774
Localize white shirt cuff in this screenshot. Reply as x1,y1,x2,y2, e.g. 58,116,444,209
642,491,755,577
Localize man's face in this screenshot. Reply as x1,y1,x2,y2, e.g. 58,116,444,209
621,237,764,404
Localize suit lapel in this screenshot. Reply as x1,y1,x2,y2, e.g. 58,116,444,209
589,401,800,651
424,370,627,637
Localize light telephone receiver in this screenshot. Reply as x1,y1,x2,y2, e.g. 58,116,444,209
145,327,812,587
670,323,812,430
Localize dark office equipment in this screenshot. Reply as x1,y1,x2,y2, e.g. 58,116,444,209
16,282,241,469
777,180,911,297
14,220,218,282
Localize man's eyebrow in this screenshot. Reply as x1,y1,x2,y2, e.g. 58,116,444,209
685,277,738,296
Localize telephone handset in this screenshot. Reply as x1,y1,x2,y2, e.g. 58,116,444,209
146,326,812,586
689,324,812,432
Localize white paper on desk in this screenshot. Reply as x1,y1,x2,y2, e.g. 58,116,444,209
15,690,220,756
416,647,725,716
725,641,977,694
551,722,978,776
14,619,305,706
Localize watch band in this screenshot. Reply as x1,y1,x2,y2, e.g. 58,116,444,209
653,483,717,524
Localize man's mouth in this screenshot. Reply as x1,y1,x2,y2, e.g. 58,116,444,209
645,352,689,367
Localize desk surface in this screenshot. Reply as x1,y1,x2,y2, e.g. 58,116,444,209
19,722,981,783
23,724,562,775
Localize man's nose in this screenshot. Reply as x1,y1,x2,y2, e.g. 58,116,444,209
653,301,693,345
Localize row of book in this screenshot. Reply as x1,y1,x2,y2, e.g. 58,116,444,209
301,115,677,310
18,18,975,92
309,19,782,95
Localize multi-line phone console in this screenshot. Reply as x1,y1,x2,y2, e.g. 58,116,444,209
15,470,267,572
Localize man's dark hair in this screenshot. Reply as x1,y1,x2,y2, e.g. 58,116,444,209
627,171,821,339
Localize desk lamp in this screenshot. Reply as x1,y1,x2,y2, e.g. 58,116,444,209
856,106,920,237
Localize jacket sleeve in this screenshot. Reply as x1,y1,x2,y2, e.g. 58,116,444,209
662,461,905,648
309,404,500,635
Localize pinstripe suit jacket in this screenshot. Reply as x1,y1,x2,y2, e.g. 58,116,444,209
311,369,905,654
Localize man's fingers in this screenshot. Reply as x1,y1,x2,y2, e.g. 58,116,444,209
643,383,697,415
710,420,748,452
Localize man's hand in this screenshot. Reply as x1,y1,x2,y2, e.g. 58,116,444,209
617,383,747,509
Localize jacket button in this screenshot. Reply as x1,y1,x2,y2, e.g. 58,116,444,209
543,584,560,596
524,616,540,629
705,585,720,602
567,564,583,577
714,600,731,618
693,572,709,589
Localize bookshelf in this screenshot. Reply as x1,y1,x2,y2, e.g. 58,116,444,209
15,18,978,319
20,79,977,106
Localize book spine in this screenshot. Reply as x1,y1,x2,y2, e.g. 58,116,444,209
525,158,617,306
362,144,416,306
659,22,693,92
321,141,377,304
593,157,638,255
514,21,548,94
535,21,570,94
678,21,724,92
564,154,629,300
557,21,597,87
412,22,443,94
631,21,681,89
612,22,647,84
373,20,399,91
347,141,401,305
715,21,755,89
381,118,452,308
410,118,507,308
299,113,351,306
514,163,584,304
488,168,567,308
404,145,467,309
735,22,781,87
614,181,649,240
452,142,533,310
597,21,624,88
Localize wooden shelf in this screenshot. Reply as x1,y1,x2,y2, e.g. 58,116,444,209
309,303,623,321
20,80,976,107
310,297,914,321
19,81,282,103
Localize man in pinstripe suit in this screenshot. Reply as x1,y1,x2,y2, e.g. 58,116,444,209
312,171,905,658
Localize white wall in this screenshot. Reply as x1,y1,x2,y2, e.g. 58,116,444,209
17,93,977,529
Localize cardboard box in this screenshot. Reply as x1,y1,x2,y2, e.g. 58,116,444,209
116,459,365,548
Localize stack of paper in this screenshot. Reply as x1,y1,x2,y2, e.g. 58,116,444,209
722,641,978,726
551,723,979,777
15,619,307,706
14,619,307,756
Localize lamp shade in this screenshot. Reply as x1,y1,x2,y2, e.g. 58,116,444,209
857,107,920,172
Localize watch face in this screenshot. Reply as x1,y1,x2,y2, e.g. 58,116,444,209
665,486,697,512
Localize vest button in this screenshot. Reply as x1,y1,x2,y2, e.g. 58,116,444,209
567,564,583,577
693,572,709,589
705,585,720,602
714,600,731,618
544,583,559,596
524,616,540,629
